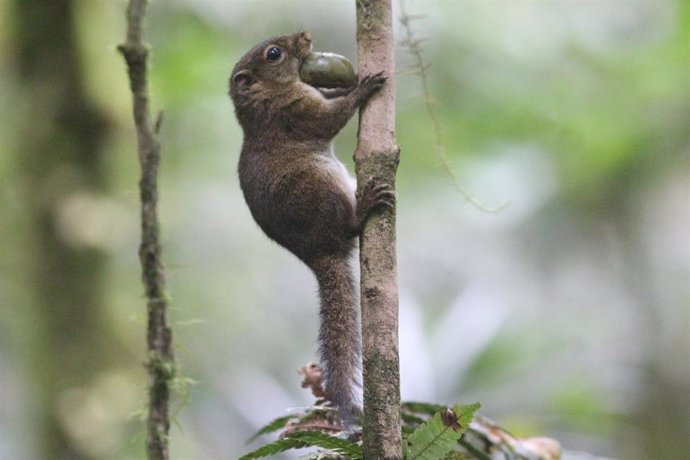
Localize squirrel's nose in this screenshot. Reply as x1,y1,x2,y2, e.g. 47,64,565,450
299,32,312,44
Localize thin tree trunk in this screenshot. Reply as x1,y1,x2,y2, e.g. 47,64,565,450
13,0,114,457
355,1,402,458
119,1,174,459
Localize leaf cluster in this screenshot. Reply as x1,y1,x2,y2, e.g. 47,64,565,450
240,402,480,460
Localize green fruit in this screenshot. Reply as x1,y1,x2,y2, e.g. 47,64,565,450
300,52,356,88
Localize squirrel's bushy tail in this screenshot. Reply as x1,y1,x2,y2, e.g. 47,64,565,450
311,254,361,428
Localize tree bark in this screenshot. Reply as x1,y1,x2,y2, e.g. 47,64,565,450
355,1,402,458
119,1,174,459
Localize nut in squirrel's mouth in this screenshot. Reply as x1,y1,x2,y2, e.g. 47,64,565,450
299,51,357,89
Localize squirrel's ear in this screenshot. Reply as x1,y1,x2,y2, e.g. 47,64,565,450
232,69,255,92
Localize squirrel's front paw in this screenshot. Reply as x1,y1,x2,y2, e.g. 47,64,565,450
357,71,387,97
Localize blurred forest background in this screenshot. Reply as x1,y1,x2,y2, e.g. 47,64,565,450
0,0,688,458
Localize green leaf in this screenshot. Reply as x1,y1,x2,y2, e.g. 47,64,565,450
287,432,362,459
404,403,480,460
240,431,362,460
246,415,297,444
452,403,481,433
239,436,310,460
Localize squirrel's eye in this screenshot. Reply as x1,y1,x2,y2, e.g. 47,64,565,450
265,46,282,63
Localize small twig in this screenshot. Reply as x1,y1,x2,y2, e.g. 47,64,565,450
398,0,507,212
118,1,174,459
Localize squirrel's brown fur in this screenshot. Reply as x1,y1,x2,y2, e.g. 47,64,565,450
229,32,392,426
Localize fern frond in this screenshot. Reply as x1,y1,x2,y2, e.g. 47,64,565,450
246,414,297,444
403,403,480,460
241,431,362,460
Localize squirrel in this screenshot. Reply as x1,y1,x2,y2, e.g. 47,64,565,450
229,32,393,427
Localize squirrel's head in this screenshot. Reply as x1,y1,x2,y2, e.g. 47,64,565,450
229,32,313,106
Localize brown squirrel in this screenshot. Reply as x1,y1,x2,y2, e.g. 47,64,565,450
229,32,393,426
